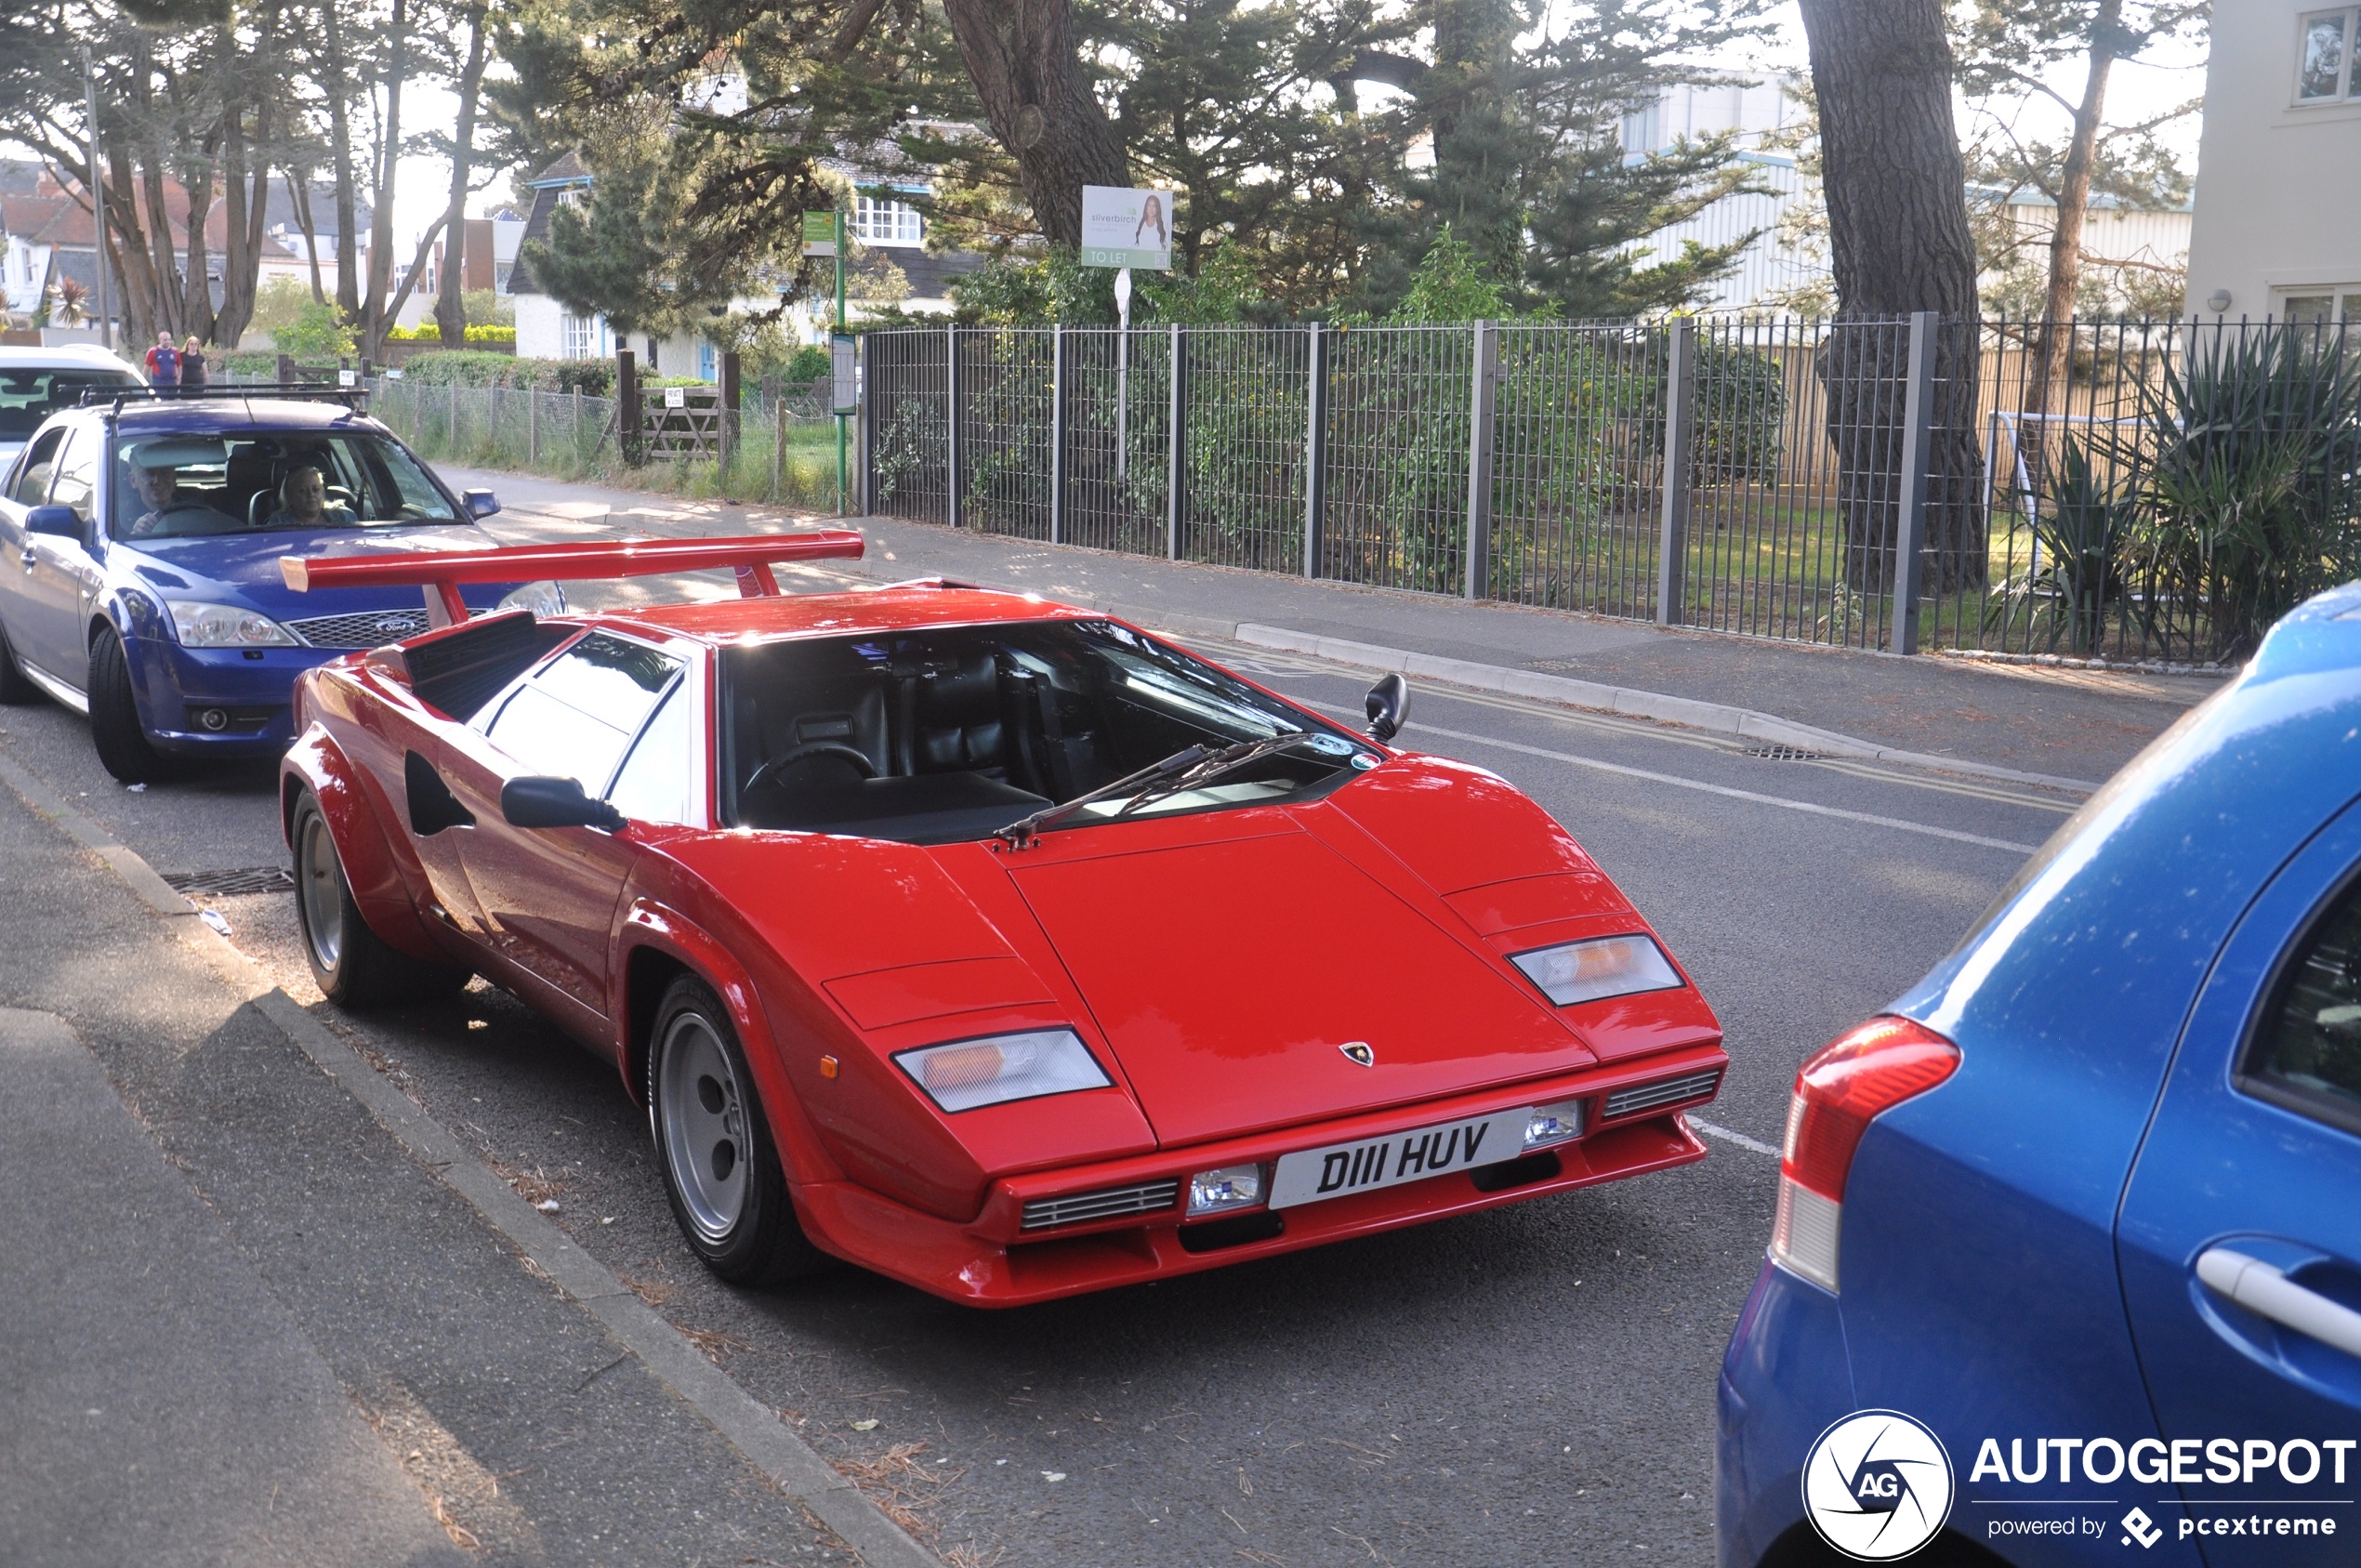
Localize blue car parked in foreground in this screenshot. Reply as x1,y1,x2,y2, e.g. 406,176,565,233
1721,584,2361,1566
0,390,559,781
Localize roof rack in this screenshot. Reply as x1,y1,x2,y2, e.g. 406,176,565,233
86,384,370,414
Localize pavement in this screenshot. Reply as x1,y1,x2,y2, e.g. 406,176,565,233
442,464,2227,786
0,761,881,1565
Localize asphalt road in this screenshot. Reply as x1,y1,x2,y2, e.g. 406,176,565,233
0,617,2084,1567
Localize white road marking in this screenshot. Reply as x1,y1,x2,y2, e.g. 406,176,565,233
1689,1118,1780,1158
1317,705,2045,855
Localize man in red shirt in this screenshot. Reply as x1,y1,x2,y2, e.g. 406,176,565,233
143,331,178,390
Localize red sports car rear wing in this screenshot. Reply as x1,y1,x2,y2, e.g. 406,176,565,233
278,531,867,625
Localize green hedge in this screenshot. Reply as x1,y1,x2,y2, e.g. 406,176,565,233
385,323,517,345
391,351,613,396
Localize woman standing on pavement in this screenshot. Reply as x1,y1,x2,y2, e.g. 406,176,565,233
179,337,208,393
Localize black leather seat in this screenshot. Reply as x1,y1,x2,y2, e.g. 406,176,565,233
910,653,1007,775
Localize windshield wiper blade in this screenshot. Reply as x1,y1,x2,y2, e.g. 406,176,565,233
994,743,1220,850
1112,730,1314,819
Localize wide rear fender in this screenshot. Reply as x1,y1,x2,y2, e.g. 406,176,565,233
280,721,448,963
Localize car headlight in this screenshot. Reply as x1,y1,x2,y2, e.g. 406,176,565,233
1523,1098,1588,1150
1510,933,1682,1007
893,1029,1113,1113
169,600,297,648
497,580,566,617
1186,1164,1268,1217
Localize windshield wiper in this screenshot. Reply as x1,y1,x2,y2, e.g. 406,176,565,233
993,731,1312,850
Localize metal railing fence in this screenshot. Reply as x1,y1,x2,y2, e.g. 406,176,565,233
863,316,2361,662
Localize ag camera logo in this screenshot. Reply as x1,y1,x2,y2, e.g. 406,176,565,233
1802,1410,1957,1561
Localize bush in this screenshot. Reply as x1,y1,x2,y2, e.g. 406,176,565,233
276,299,356,360
393,351,612,395
463,287,515,328
385,323,517,345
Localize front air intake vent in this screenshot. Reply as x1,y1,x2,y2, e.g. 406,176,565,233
1021,1179,1181,1232
1603,1068,1724,1120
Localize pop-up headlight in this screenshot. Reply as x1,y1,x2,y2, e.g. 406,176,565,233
1510,933,1682,1007
894,1029,1112,1113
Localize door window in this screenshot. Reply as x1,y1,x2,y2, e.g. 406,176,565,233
2240,871,2361,1134
483,631,682,789
606,683,695,824
47,427,99,525
9,428,63,503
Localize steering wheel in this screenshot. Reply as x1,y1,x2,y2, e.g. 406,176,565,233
745,743,877,795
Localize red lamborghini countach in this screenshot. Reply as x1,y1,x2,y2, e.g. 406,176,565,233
277,533,1727,1305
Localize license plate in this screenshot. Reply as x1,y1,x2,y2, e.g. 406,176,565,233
1268,1107,1532,1210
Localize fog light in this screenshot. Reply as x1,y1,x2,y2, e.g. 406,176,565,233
1523,1098,1587,1149
1187,1163,1267,1217
197,707,230,731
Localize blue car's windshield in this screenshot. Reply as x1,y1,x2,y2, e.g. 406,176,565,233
111,429,459,540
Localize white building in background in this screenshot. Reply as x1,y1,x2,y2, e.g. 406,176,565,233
2185,0,2361,322
1620,72,2193,314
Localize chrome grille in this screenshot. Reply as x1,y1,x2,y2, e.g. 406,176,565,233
1020,1179,1180,1232
286,608,431,649
1603,1068,1723,1120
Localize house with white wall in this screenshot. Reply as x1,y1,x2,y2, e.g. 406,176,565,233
2185,0,2361,321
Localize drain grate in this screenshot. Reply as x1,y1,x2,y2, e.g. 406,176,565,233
163,867,296,897
1742,744,1827,762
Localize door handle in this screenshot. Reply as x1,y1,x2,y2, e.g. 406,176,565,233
19,547,33,572
2197,1246,2361,1360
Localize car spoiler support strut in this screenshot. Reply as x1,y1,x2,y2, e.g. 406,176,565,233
279,531,867,625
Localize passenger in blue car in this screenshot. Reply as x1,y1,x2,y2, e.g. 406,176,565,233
267,467,355,529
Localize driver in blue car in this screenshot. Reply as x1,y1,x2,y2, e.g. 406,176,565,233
268,466,354,528
123,455,183,538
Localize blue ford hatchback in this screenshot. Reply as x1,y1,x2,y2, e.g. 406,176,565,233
0,390,558,780
1721,584,2361,1567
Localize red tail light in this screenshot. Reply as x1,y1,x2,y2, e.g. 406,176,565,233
1771,1016,1959,1293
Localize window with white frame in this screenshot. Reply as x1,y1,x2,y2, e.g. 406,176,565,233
850,193,923,246
561,310,594,360
2298,9,2361,100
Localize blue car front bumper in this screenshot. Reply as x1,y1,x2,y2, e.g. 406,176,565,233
126,635,340,757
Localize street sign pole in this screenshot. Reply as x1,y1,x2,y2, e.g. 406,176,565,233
835,210,848,514
1115,267,1132,485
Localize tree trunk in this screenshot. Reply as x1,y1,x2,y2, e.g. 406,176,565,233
1798,0,1987,600
361,0,410,358
433,5,490,350
938,0,1128,246
319,0,360,319
2026,0,2122,424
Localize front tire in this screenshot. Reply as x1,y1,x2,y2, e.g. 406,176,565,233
292,789,469,1008
649,974,833,1285
87,629,169,783
0,620,40,705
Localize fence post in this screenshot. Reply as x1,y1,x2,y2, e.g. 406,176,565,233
448,378,459,451
772,392,785,504
1463,319,1498,600
1166,323,1185,560
1891,310,1938,655
1302,322,1327,579
1049,323,1067,546
616,349,640,468
1655,318,1697,626
719,349,740,481
527,384,539,468
946,325,963,530
858,336,874,516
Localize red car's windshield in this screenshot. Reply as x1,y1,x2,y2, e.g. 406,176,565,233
720,620,1378,844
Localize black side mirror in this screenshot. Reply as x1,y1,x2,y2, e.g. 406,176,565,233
1365,673,1410,744
24,504,79,537
501,775,626,832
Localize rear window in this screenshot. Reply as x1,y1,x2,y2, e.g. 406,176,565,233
0,366,142,439
2244,872,2361,1133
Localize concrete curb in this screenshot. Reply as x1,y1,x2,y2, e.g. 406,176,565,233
0,759,942,1568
